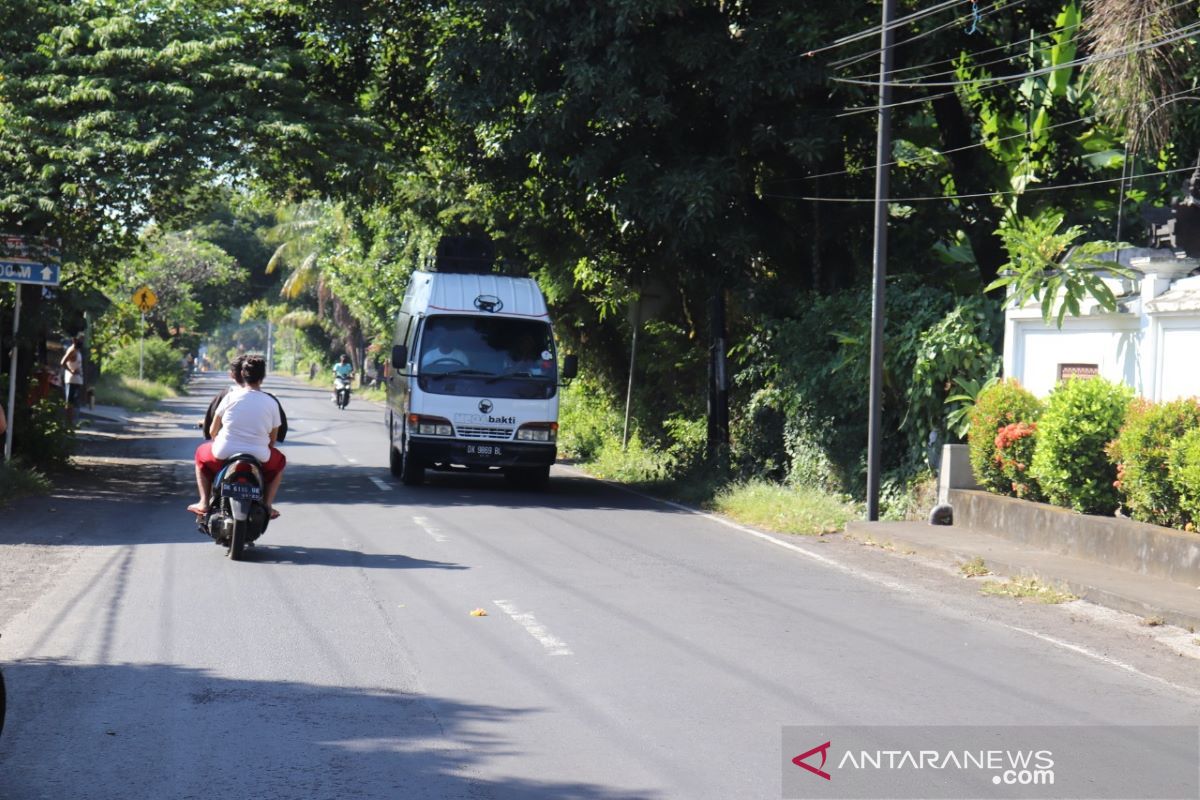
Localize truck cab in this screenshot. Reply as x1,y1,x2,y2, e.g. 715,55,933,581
385,270,576,488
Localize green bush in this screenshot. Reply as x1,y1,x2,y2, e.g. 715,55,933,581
12,395,75,471
103,338,186,390
558,378,624,461
1107,398,1200,527
967,379,1043,495
1030,377,1133,514
1168,429,1200,531
783,405,844,495
711,480,859,535
994,420,1042,501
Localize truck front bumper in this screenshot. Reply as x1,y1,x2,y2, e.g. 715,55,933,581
409,437,556,468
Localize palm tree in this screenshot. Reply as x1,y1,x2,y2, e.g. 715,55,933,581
1082,0,1186,154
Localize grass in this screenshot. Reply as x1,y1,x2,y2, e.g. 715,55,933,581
0,459,51,505
959,556,990,577
94,374,178,412
980,576,1076,604
709,480,859,536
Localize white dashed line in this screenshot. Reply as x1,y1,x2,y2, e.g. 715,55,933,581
412,516,448,542
369,477,392,492
493,600,573,656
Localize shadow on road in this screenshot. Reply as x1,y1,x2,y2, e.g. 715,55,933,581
0,659,660,800
249,543,467,570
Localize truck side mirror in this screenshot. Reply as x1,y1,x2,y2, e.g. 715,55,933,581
391,344,408,370
561,354,578,380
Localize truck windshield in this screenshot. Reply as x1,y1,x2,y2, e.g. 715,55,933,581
417,315,558,399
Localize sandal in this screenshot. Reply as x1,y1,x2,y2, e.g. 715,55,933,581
268,507,281,520
186,503,207,515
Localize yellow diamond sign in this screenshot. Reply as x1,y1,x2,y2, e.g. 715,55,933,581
133,286,157,312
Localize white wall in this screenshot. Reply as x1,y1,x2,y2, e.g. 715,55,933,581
1005,315,1140,398
1156,320,1200,400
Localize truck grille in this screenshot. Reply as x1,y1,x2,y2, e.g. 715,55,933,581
457,425,513,440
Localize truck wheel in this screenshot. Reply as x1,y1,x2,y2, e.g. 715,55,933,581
389,443,404,478
506,465,550,489
399,435,424,486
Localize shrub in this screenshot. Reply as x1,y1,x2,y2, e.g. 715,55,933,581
967,379,1043,495
711,480,859,535
994,421,1042,501
783,404,844,495
1167,428,1200,531
13,396,75,471
1030,377,1133,514
103,338,186,390
557,378,623,460
1107,398,1200,527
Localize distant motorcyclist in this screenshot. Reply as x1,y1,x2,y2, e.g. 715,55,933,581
333,355,354,410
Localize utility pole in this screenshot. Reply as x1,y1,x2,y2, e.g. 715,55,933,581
866,0,895,521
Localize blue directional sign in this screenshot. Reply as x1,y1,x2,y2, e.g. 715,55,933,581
0,260,61,286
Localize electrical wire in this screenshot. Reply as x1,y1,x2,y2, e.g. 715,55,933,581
841,22,1078,82
762,163,1200,204
835,18,1200,116
836,17,1200,89
829,0,1029,71
766,85,1200,186
801,0,966,59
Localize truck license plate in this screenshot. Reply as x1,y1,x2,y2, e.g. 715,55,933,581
466,444,502,457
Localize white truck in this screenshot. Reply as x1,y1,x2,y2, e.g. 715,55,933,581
385,270,577,487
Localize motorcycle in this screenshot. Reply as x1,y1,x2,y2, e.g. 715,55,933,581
334,375,352,410
196,454,271,560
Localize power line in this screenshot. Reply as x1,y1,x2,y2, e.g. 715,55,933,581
829,0,1029,71
835,18,1200,116
838,0,1194,83
763,163,1200,204
840,15,1077,81
801,0,964,59
767,84,1200,186
836,17,1200,89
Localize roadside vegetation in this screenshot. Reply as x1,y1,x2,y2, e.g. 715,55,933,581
980,577,1077,605
0,459,51,506
3,0,1199,534
93,375,179,413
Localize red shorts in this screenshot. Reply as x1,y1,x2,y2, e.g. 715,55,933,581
195,441,285,485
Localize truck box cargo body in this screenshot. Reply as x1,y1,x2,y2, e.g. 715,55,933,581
385,270,572,487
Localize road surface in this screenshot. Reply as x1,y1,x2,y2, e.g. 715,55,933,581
1,374,1199,799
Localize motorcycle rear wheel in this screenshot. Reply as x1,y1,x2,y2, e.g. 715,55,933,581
228,519,246,561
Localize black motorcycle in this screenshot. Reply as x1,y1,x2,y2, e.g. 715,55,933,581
196,454,271,560
334,374,352,410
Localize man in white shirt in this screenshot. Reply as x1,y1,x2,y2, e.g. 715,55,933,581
189,355,286,518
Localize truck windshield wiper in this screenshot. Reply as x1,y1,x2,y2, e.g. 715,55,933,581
487,371,551,382
429,368,492,377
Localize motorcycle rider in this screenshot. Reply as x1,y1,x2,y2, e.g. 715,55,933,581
204,355,287,442
189,355,286,518
332,354,353,407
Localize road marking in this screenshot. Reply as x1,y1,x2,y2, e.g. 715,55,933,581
369,477,392,492
559,465,1200,698
412,515,448,542
493,600,573,656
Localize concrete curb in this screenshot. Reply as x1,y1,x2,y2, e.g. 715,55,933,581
845,519,1200,631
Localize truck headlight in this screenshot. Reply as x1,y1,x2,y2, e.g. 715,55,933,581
408,414,453,437
516,422,557,443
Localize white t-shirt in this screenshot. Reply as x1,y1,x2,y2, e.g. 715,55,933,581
211,387,281,461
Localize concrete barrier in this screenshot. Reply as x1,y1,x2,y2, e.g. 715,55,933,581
948,488,1200,585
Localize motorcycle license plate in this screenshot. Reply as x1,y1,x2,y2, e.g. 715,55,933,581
224,482,262,500
466,444,502,458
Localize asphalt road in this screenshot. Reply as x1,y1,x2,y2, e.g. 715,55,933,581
2,374,1200,799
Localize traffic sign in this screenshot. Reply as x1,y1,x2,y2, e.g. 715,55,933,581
133,286,158,312
0,261,60,286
